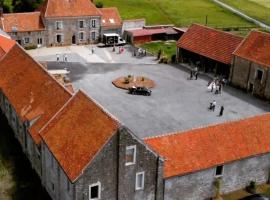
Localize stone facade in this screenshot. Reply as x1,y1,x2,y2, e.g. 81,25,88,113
44,16,101,46
230,56,270,99
164,154,270,200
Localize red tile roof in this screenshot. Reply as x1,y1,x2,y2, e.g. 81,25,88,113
41,91,119,181
177,24,243,64
233,31,270,68
0,34,15,60
0,44,72,144
128,28,167,37
39,0,101,18
100,7,122,29
0,12,45,32
145,113,270,179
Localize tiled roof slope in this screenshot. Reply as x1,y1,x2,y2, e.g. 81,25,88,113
177,24,243,64
0,12,45,32
145,113,270,179
233,31,270,68
39,0,101,18
0,34,15,59
41,91,119,181
0,44,71,144
100,7,122,29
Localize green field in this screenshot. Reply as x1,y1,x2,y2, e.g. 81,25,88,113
96,0,253,27
139,41,177,60
221,0,270,25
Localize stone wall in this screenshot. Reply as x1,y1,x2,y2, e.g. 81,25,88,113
164,154,270,200
8,31,47,48
45,16,101,46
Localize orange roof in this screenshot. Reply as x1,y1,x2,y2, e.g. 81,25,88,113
0,34,15,53
0,44,72,144
0,12,45,32
233,31,270,68
39,0,101,18
145,113,270,178
177,24,243,64
41,91,119,181
100,7,122,29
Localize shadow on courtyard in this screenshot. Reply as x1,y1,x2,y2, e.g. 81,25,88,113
0,112,51,200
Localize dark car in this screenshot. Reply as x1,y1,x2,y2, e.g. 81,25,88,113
128,86,151,96
240,194,269,200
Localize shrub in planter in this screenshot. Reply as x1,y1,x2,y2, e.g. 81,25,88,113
24,44,37,50
246,181,257,194
123,77,130,84
141,77,145,81
128,75,132,78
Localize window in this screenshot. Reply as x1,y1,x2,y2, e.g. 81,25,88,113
125,145,136,165
135,172,145,190
38,38,42,44
56,34,63,43
79,20,85,28
91,19,96,28
55,21,63,30
255,69,263,81
89,182,101,200
24,37,30,44
79,32,84,41
91,32,96,40
215,165,223,177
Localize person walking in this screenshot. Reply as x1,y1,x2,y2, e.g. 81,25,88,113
211,100,216,111
219,106,224,116
56,54,60,61
195,71,198,80
190,70,193,80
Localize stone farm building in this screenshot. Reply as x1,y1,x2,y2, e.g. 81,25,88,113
0,0,122,47
177,24,243,78
1,32,270,199
230,30,270,100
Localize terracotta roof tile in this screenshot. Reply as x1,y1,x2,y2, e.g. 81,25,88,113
39,0,101,18
177,24,243,64
128,28,167,37
0,44,72,144
145,113,270,178
0,34,15,54
41,91,119,181
1,12,45,32
233,31,270,68
100,7,122,29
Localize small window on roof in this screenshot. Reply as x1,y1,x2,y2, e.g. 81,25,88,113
109,19,115,23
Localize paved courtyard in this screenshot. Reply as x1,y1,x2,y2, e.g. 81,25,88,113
45,61,270,138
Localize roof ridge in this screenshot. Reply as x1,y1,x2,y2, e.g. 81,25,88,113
144,112,270,140
3,11,41,15
78,89,122,125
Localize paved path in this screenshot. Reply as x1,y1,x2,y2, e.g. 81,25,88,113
27,45,158,65
212,0,270,31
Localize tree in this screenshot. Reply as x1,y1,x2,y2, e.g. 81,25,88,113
12,0,44,12
95,1,103,8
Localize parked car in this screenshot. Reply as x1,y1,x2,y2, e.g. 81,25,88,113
240,194,269,200
128,86,151,96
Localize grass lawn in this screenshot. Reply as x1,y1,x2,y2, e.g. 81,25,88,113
222,184,270,200
95,0,253,27
220,0,270,25
139,41,177,60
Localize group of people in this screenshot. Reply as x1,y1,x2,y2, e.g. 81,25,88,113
134,48,146,57
209,100,224,116
207,77,225,94
56,54,68,62
189,67,199,80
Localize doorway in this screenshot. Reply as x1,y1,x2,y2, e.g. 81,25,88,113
72,35,76,44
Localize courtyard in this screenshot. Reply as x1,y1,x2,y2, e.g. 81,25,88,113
29,45,270,138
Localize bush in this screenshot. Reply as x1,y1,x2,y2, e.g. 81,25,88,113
127,75,132,78
123,77,130,84
246,181,257,194
214,178,222,198
159,56,168,64
95,1,103,8
141,77,145,81
24,44,37,50
222,27,231,31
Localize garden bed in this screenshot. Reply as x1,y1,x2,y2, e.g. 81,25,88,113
112,75,155,90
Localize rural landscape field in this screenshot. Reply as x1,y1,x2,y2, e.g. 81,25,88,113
100,0,253,27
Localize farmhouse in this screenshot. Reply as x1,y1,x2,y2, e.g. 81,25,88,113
230,30,270,100
0,0,122,47
0,34,270,200
177,24,243,78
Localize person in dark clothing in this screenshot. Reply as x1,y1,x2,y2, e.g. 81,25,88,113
195,72,198,80
190,70,193,80
219,106,224,116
